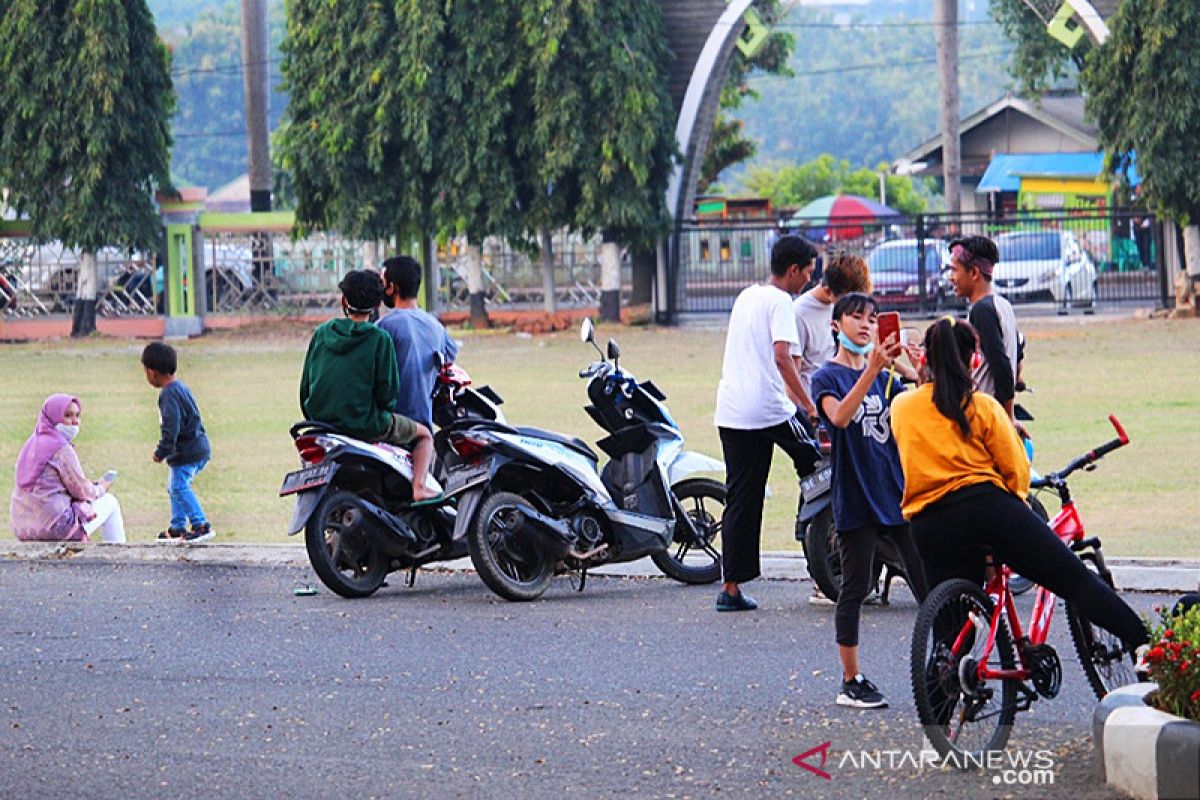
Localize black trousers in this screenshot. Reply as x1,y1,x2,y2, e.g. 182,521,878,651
910,484,1148,650
835,523,929,647
719,419,820,584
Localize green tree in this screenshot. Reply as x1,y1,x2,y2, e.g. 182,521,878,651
1081,0,1200,282
0,0,175,336
990,0,1086,95
699,0,793,192
743,155,927,214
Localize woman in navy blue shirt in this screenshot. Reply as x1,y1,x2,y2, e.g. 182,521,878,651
811,293,928,709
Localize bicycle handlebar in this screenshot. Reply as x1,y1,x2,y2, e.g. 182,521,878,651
1033,415,1129,488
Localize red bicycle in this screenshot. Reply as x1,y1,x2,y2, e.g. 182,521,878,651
910,415,1139,761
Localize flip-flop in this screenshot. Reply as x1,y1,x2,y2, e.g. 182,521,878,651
404,495,449,509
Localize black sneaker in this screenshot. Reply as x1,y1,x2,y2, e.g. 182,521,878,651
183,523,215,543
156,527,187,543
837,674,888,709
716,590,759,612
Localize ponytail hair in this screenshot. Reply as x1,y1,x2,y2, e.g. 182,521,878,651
923,316,979,438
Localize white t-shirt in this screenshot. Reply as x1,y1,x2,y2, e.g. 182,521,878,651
714,283,800,430
792,290,835,399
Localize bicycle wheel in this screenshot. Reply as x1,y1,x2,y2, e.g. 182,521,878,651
911,579,1018,764
1067,562,1138,699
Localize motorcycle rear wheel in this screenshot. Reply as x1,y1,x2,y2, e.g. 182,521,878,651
467,491,555,602
651,478,725,585
305,490,389,598
804,508,842,601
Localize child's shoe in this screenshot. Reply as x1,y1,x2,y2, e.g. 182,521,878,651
156,527,187,543
183,523,215,543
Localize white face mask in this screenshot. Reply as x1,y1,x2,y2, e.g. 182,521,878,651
55,423,80,442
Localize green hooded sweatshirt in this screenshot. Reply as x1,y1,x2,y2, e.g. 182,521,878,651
300,317,400,440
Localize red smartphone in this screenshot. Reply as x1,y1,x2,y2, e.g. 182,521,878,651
877,311,900,346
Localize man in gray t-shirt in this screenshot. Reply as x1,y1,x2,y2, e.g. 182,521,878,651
377,256,460,431
792,254,873,406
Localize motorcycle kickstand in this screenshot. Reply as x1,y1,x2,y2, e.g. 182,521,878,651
569,568,588,593
406,566,418,588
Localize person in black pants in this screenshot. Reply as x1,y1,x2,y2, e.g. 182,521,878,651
891,318,1149,654
713,235,821,611
811,293,929,708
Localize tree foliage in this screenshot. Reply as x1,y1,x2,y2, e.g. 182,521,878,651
1082,0,1200,223
743,154,928,214
700,0,794,191
989,0,1086,96
0,0,175,251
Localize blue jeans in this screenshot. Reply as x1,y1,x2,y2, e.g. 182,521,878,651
168,459,209,530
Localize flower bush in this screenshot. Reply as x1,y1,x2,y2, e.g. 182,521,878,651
1144,603,1200,722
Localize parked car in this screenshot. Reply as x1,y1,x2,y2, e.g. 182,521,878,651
994,230,1096,312
866,238,957,310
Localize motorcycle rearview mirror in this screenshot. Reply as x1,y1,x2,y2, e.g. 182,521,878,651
580,318,595,344
433,351,445,369
606,339,620,371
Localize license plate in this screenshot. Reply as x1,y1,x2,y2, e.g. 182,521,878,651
279,463,335,496
445,462,489,494
800,465,832,502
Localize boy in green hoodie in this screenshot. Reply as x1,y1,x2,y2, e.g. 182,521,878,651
299,269,436,501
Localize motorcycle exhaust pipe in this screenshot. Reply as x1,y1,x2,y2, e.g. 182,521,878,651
511,504,575,560
347,496,419,547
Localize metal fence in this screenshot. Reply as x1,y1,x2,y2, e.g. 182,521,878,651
674,209,1168,317
1,226,627,320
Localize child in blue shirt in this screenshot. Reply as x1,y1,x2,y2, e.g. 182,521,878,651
142,342,213,543
810,293,927,709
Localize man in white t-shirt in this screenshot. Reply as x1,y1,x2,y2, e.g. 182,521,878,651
714,235,822,612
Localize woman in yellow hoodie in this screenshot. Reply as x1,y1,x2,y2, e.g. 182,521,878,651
890,317,1147,654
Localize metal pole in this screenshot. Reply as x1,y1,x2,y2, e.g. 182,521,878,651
241,0,271,212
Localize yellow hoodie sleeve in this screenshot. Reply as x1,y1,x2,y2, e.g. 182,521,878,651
978,395,1030,500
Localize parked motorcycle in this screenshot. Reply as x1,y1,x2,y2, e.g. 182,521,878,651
437,319,727,602
797,424,911,604
279,360,506,598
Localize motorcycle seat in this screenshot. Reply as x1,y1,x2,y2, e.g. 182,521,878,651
515,426,598,461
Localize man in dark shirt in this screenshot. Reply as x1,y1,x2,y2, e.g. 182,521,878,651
946,235,1022,432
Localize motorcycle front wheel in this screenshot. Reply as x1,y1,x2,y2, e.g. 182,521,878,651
651,478,725,585
467,491,555,602
305,490,388,598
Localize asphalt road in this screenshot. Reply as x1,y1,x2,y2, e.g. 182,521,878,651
0,561,1164,799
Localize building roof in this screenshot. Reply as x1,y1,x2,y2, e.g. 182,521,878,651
976,151,1140,193
898,91,1097,169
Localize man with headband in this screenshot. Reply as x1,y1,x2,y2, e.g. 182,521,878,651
299,268,436,500
946,235,1021,431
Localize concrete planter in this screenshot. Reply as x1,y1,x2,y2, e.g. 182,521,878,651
1094,683,1200,799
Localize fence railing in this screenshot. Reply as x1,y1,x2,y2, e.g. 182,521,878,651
1,225,631,321
673,208,1167,317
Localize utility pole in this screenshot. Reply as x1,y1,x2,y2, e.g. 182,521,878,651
934,0,961,215
241,0,271,213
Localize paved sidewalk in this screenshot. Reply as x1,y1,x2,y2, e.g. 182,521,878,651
4,541,1196,593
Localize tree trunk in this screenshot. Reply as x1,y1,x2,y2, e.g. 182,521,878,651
1182,225,1200,310
630,247,655,306
464,242,490,328
599,237,621,323
540,228,557,314
71,251,98,337
934,0,961,215
361,240,381,271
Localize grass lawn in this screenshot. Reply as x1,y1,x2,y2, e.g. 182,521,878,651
1,315,1198,557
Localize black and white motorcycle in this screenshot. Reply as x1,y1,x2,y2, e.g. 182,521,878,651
437,319,727,602
279,358,505,598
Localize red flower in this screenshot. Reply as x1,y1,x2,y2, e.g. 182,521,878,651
1147,646,1166,662
1164,630,1175,639
1191,689,1200,703
1180,661,1192,672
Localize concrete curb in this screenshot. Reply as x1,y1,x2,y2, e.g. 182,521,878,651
1094,683,1200,800
2,542,1196,592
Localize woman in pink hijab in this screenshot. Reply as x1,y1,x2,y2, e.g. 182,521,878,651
10,394,125,543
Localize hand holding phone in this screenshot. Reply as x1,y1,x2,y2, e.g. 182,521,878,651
877,311,900,347
101,469,118,484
